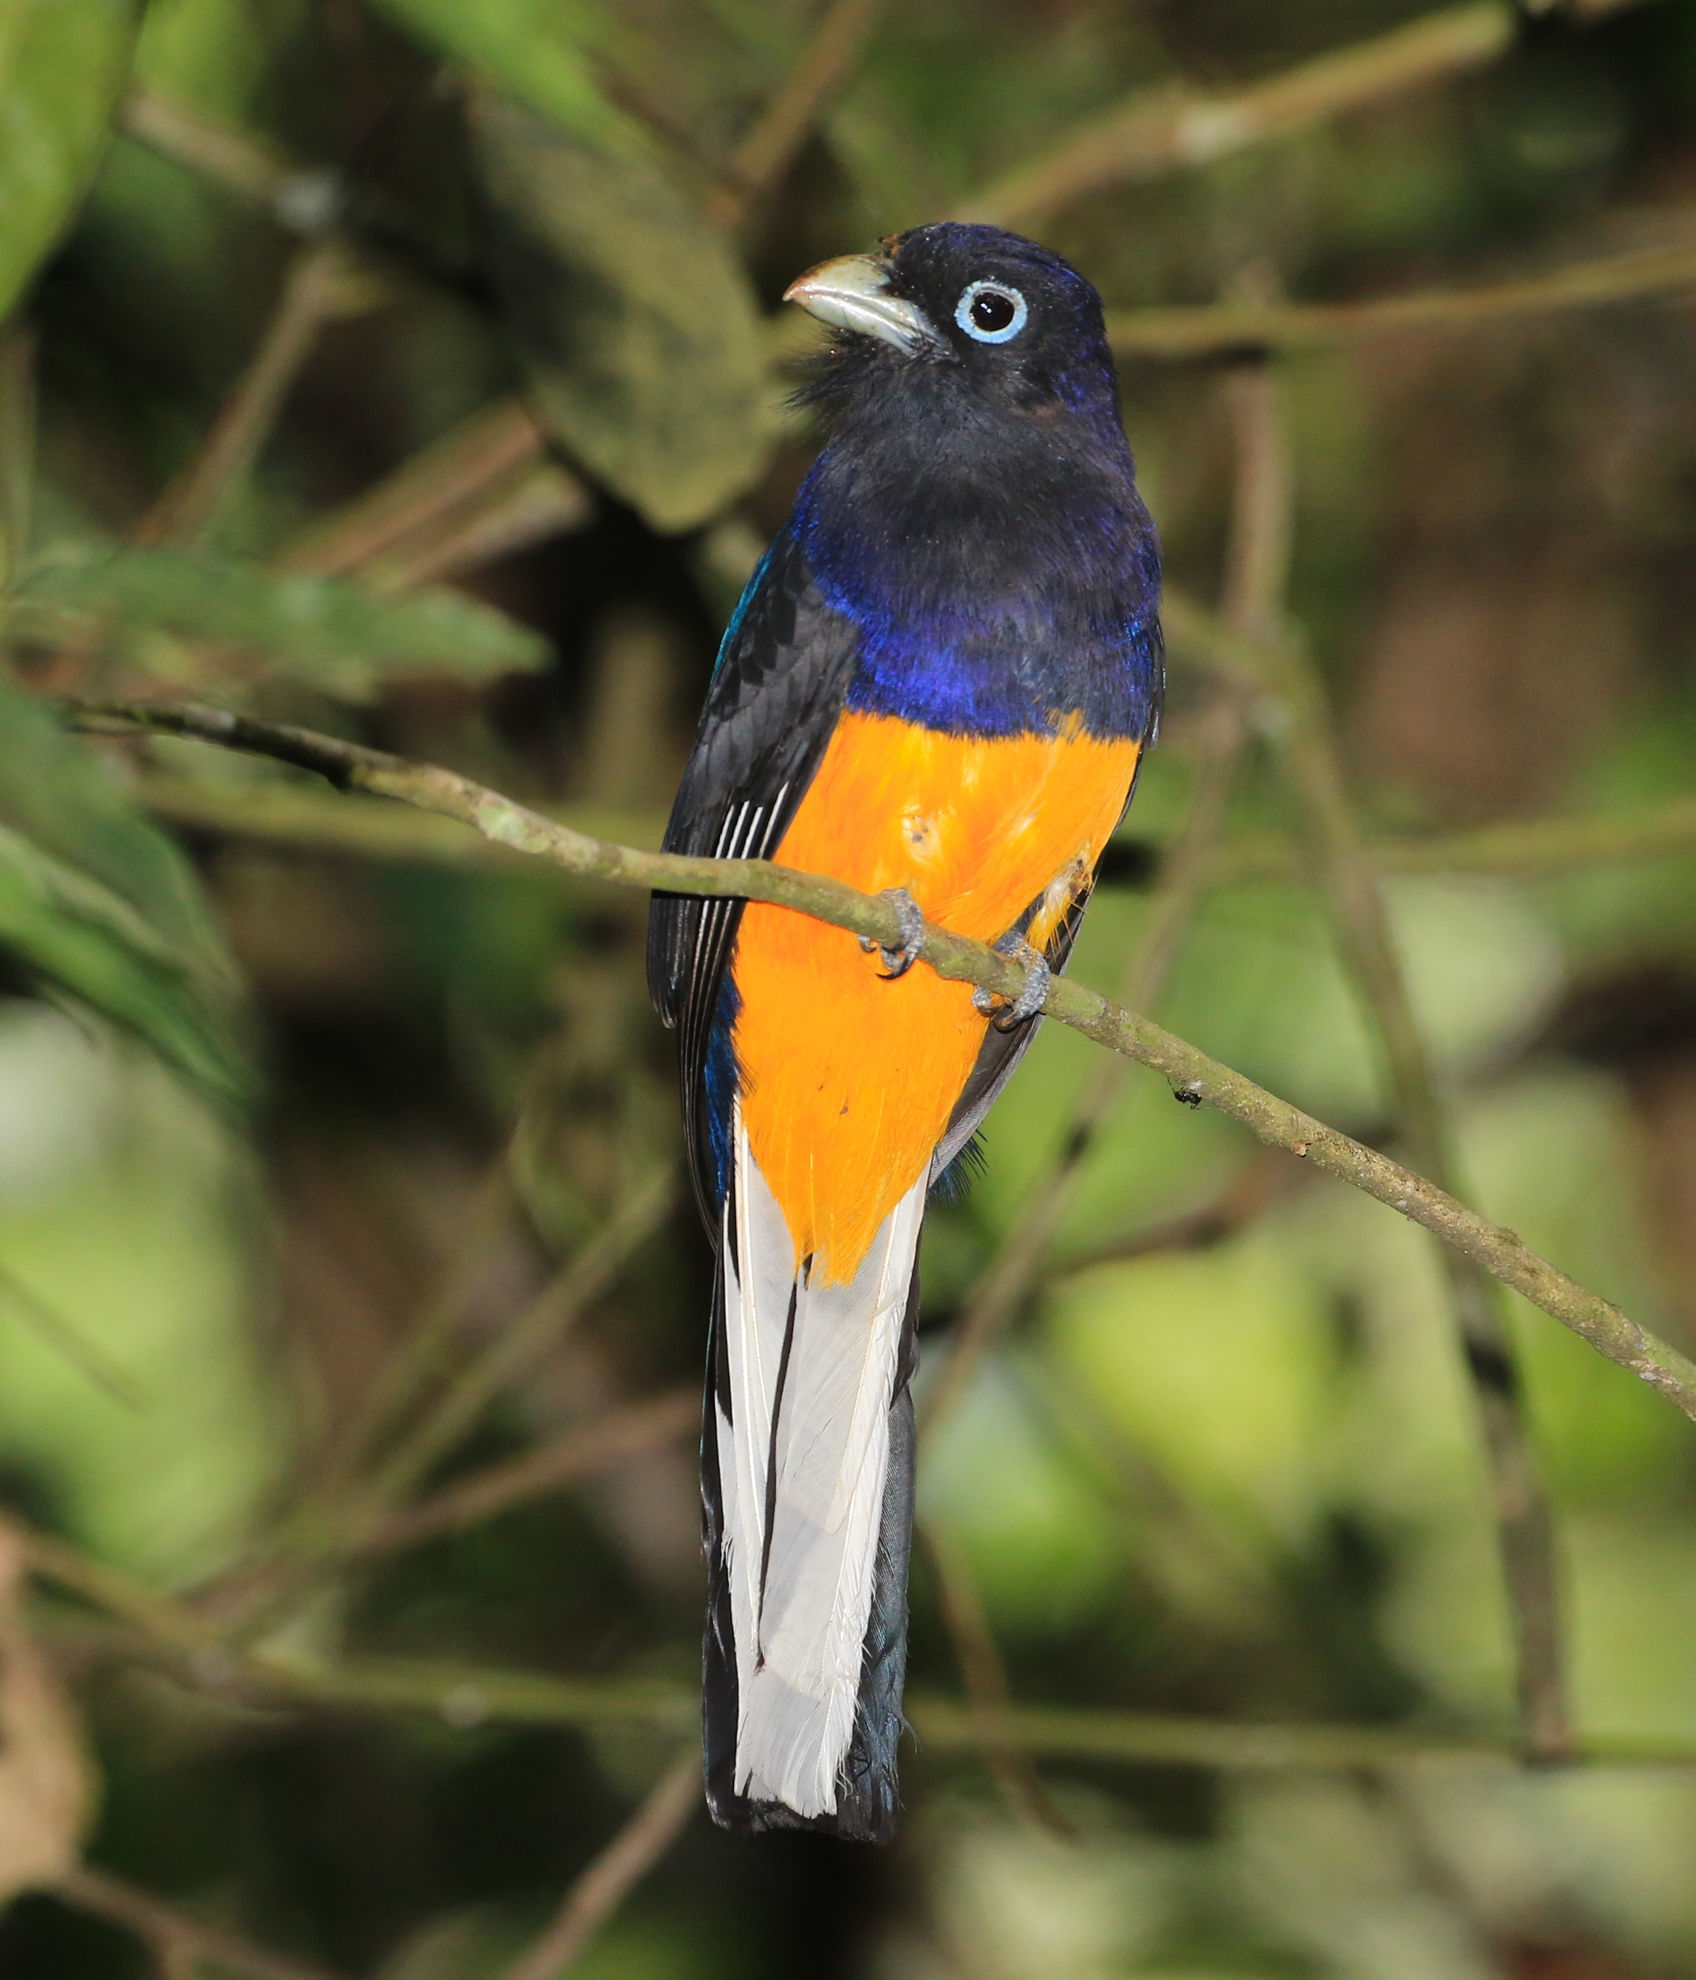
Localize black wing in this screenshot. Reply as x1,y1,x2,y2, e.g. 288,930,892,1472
648,527,861,1228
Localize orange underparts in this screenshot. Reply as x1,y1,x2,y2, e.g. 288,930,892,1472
732,710,1141,1286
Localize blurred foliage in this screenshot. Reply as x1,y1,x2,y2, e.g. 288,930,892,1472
4,0,1696,1977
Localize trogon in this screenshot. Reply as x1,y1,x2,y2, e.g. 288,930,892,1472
648,223,1163,1840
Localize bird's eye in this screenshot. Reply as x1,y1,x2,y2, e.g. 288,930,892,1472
955,281,1028,344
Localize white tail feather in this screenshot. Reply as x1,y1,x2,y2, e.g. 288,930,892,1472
717,1103,924,1818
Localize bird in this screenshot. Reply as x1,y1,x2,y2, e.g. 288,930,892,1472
648,222,1163,1841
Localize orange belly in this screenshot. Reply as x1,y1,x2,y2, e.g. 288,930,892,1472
731,711,1140,1285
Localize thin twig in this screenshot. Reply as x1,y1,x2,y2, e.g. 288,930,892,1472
707,0,891,229
359,462,591,593
330,1160,522,1486
355,1169,676,1521
959,0,1645,226
1054,1148,1293,1277
133,240,353,551
49,1864,346,1980
17,1525,220,1658
495,1751,699,1980
272,399,553,579
355,1387,698,1556
921,1523,1073,1835
121,89,298,208
1107,239,1696,358
60,695,1696,1424
211,1172,681,1637
0,1259,150,1410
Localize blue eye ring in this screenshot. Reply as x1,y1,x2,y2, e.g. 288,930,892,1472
955,280,1028,344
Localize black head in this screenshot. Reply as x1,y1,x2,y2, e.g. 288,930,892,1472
786,222,1119,427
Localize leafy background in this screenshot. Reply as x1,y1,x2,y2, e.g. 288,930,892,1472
4,0,1696,1975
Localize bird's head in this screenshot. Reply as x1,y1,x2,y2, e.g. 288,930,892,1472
785,223,1119,427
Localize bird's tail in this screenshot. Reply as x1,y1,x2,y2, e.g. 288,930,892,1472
701,1106,922,1841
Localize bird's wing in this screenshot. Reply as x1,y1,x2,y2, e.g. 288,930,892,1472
647,527,861,1226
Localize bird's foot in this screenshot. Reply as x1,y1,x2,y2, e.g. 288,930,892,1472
972,934,1050,1030
859,887,927,979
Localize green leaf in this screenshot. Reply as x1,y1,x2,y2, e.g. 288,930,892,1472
0,673,249,1100
474,96,772,534
12,547,550,699
361,0,640,155
132,0,288,121
0,0,141,324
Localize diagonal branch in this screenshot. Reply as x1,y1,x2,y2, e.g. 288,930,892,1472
495,1752,699,1980
48,1864,346,1980
921,1522,1073,1834
354,1387,698,1557
708,0,891,229
958,0,1645,227
59,694,1696,1425
132,240,355,552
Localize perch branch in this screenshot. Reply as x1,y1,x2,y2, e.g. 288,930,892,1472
59,696,1696,1426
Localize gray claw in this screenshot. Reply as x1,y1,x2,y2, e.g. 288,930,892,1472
860,886,926,978
972,934,1050,1029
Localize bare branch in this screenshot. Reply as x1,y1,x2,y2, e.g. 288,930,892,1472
354,1170,676,1522
958,0,1645,227
1108,240,1696,359
921,1523,1073,1835
121,88,300,209
49,1864,346,1980
357,1388,698,1556
273,399,589,585
708,0,891,229
133,241,356,551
